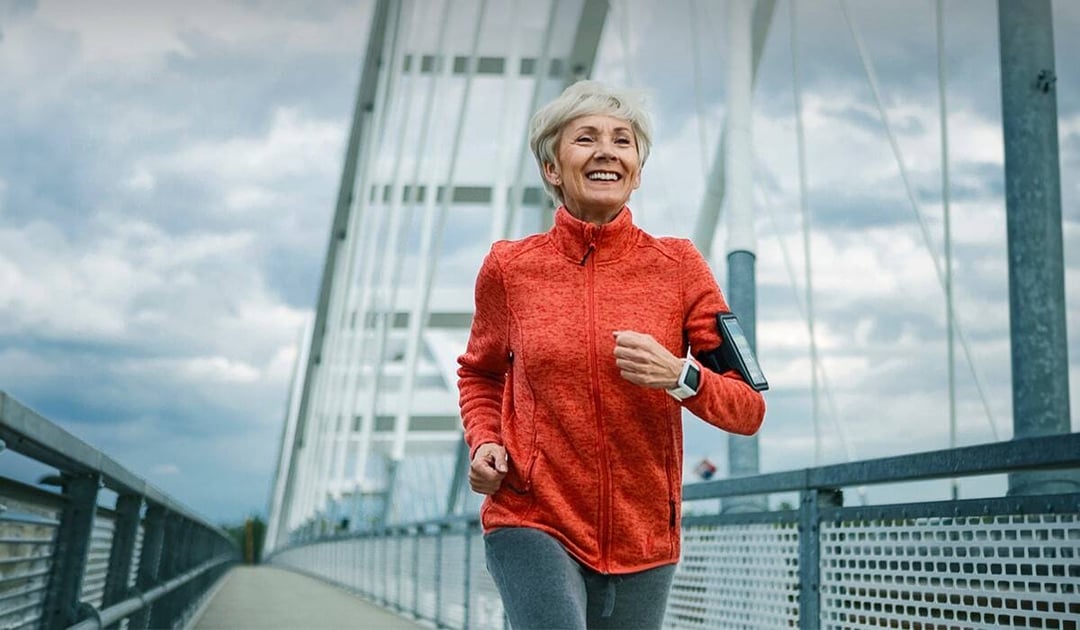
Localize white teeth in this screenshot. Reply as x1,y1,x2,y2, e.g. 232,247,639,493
587,172,619,181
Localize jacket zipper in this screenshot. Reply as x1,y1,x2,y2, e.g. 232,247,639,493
667,409,680,552
579,244,595,265
583,224,612,572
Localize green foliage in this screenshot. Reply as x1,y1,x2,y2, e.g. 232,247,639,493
222,514,267,564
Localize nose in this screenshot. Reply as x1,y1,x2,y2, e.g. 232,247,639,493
594,139,616,159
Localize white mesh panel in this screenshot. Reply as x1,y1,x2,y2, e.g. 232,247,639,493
439,532,467,627
80,515,116,609
469,529,506,630
373,536,389,602
665,522,800,629
417,535,439,619
385,535,402,609
400,534,418,612
820,513,1080,628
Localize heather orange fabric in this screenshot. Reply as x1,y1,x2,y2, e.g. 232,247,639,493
458,206,766,574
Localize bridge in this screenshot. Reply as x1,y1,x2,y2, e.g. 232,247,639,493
2,0,1079,628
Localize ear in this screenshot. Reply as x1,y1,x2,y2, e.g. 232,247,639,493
543,161,561,186
630,167,642,191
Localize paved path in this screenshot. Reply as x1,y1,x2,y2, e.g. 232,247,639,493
193,565,422,629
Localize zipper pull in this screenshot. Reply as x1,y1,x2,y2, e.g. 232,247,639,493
579,244,595,266
580,224,600,265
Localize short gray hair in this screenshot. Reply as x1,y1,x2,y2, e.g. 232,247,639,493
527,80,653,206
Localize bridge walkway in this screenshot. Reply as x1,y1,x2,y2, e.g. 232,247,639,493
193,565,422,629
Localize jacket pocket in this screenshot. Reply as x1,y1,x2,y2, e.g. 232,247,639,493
502,442,540,496
664,450,678,556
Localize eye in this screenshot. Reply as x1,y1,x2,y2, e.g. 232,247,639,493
575,135,594,143
615,137,633,146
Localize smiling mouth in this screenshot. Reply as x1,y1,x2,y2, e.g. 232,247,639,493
587,171,621,181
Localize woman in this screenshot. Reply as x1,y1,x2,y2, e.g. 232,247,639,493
457,80,766,629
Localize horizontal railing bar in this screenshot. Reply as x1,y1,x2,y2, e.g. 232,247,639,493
0,476,65,512
823,491,1080,524
0,391,226,537
0,553,51,566
682,432,1080,501
682,509,799,528
0,599,44,619
0,513,60,526
0,568,51,584
67,554,233,630
0,584,47,605
0,537,55,545
10,617,39,630
82,572,108,584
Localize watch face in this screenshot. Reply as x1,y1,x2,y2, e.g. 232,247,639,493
684,362,701,392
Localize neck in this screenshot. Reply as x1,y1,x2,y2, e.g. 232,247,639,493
565,203,623,226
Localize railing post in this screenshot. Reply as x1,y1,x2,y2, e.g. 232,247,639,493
396,528,405,612
798,488,841,630
130,504,166,629
41,472,100,630
412,525,421,620
149,513,182,628
384,528,393,607
435,523,444,628
463,522,472,630
102,493,142,624
177,519,197,623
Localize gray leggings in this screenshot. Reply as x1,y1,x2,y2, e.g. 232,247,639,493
484,527,676,630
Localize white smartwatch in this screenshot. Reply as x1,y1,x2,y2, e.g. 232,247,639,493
666,359,702,401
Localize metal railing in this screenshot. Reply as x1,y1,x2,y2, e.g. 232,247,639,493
0,392,239,630
267,432,1080,629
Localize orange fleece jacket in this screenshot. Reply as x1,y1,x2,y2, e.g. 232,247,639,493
457,206,766,574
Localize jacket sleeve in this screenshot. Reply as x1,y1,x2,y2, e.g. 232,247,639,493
678,241,766,435
457,248,511,458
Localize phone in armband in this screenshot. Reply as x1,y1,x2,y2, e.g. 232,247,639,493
713,313,769,391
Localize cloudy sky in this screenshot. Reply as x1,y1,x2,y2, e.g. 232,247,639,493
1,0,1077,524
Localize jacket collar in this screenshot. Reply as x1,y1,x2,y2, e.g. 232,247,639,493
549,205,639,264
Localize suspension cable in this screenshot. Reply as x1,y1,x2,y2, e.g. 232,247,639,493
933,0,959,501
789,0,823,466
689,0,711,177
755,162,857,465
838,0,999,440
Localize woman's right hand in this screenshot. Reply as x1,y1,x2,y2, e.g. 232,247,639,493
469,443,509,495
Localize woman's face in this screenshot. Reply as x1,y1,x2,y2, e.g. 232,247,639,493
544,114,642,222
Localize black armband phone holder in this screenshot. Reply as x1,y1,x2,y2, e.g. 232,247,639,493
697,313,769,391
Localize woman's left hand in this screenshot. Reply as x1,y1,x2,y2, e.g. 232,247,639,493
613,330,683,390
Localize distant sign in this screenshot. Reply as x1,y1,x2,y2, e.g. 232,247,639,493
695,458,717,481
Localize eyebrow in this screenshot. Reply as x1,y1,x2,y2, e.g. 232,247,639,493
570,125,634,135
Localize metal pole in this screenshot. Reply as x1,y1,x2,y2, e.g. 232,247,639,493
997,0,1078,496
41,473,99,630
797,488,842,629
102,494,141,616
723,0,765,514
693,0,776,258
150,515,181,628
130,504,165,630
463,524,472,630
277,0,394,537
412,526,421,619
434,525,444,628
936,0,958,501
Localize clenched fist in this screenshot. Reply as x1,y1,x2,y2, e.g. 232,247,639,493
469,443,509,495
613,330,683,389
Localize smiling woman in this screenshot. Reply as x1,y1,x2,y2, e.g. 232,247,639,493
456,80,766,629
543,114,643,224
